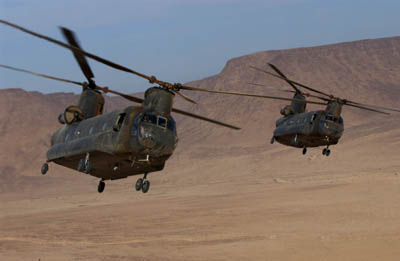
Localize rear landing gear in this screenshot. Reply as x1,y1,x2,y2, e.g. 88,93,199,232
270,137,275,144
302,147,307,155
41,163,49,175
322,146,331,157
98,180,105,193
135,173,150,193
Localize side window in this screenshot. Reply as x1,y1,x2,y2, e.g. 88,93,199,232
157,116,167,129
113,113,126,132
310,114,317,123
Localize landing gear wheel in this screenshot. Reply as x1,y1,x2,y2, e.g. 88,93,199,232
142,180,150,193
325,149,331,157
270,137,275,144
302,147,307,155
41,163,49,175
322,148,327,155
98,180,105,193
77,159,85,172
135,178,143,191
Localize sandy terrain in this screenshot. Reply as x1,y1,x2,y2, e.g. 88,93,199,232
1,36,400,260
1,123,400,261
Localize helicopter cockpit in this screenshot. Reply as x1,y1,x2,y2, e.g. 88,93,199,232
324,114,344,125
141,113,176,131
131,110,177,154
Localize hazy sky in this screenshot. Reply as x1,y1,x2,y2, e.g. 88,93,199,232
1,0,400,94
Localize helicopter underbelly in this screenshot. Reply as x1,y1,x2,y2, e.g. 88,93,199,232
50,150,170,180
275,133,340,148
274,115,343,148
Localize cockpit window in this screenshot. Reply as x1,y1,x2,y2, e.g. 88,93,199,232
142,113,170,130
325,114,343,124
326,115,334,121
143,114,157,125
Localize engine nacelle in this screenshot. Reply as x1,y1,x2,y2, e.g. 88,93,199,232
58,105,84,125
280,105,294,116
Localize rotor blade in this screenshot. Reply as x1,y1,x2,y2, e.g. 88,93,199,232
174,90,197,104
248,82,329,101
248,82,295,93
0,20,161,85
97,88,238,129
0,63,146,105
171,107,240,130
253,65,400,113
268,63,301,93
178,85,327,106
343,100,400,113
247,82,294,92
0,64,83,86
250,65,333,98
344,103,390,115
60,27,94,82
96,86,144,104
247,82,271,87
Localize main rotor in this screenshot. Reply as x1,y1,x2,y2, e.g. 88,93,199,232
2,20,342,130
249,63,400,115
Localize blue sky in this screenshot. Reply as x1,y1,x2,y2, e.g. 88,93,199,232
1,0,400,94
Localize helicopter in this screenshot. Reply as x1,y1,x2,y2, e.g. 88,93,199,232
249,63,400,156
1,20,312,193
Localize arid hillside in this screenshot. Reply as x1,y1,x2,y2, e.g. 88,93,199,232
1,37,400,261
1,36,400,192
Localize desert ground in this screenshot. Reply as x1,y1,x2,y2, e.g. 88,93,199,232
1,37,400,260
1,119,400,261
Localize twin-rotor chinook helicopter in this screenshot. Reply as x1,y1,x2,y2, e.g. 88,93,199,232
1,20,317,193
3,20,399,193
250,63,400,156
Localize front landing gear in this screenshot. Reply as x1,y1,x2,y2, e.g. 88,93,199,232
135,173,150,193
41,163,49,175
322,146,331,157
302,147,307,155
98,180,105,193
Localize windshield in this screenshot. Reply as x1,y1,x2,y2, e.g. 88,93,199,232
325,114,343,125
141,113,175,131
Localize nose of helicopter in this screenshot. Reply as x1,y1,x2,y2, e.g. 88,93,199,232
320,120,343,137
138,126,157,149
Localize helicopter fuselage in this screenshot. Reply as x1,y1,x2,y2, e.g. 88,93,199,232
47,105,178,180
273,110,344,148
